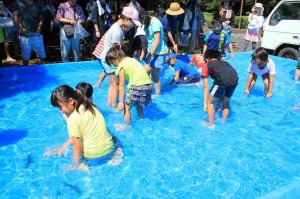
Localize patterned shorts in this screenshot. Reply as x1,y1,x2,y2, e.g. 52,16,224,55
125,84,152,107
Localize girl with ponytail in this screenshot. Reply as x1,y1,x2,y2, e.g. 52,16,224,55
46,84,122,171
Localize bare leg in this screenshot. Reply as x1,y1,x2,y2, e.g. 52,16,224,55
262,73,270,96
136,105,144,118
4,42,16,62
248,74,258,92
124,104,131,124
151,68,161,95
294,69,300,82
109,75,118,107
144,64,151,76
206,95,216,123
221,96,230,120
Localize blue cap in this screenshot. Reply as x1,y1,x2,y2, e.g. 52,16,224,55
168,52,177,59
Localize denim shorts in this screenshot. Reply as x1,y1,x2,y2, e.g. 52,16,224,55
20,34,46,60
97,58,116,74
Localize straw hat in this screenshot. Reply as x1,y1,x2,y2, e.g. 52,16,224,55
166,3,184,15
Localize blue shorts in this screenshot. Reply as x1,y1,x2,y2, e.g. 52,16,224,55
149,54,166,69
20,34,46,60
97,58,116,74
209,84,237,98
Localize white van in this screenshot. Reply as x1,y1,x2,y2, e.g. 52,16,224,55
261,0,300,60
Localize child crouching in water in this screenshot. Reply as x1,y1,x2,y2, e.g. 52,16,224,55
105,45,152,130
46,85,123,172
203,50,238,125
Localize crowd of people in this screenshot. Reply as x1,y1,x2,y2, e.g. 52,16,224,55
1,0,299,171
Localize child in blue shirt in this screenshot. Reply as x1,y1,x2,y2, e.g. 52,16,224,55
165,52,200,86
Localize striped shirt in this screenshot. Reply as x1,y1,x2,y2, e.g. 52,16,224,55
56,2,85,21
92,22,124,60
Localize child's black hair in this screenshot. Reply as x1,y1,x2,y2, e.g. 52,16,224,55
204,50,222,60
191,46,202,54
75,82,93,99
105,44,126,66
138,7,151,29
252,47,268,62
50,85,95,115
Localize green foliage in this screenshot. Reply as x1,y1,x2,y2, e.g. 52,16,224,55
233,16,249,29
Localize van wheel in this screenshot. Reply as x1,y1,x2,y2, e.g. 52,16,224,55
277,47,298,60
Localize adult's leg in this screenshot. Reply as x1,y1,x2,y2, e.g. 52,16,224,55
188,29,197,54
60,34,71,62
71,37,81,62
0,42,4,67
151,67,161,95
4,41,16,62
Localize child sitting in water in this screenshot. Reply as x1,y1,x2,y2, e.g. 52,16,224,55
202,49,238,124
45,84,123,171
244,47,275,98
166,52,200,86
105,45,152,130
189,47,207,74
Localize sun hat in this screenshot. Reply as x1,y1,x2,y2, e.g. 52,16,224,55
168,52,177,59
254,2,263,8
166,2,184,15
122,6,142,26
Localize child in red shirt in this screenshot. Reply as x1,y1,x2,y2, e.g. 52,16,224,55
189,47,207,74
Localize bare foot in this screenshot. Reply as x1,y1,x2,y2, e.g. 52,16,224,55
151,94,160,99
108,147,124,166
6,57,16,63
201,120,215,129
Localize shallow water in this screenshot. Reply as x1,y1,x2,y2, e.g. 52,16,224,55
0,52,299,198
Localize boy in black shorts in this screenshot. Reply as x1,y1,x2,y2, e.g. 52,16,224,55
202,49,238,124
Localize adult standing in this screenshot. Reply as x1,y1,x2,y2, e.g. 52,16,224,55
139,7,169,96
93,7,141,107
161,2,184,53
13,0,46,66
189,3,205,53
56,0,85,62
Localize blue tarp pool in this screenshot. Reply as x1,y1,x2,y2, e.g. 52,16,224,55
0,52,299,198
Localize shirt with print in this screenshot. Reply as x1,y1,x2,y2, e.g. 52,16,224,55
93,22,124,60
145,17,168,55
67,105,114,158
207,60,238,87
56,2,85,21
204,30,231,57
248,58,276,76
13,0,43,34
173,60,200,78
115,57,152,89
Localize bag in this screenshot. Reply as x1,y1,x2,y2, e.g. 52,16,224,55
62,24,75,38
0,17,14,28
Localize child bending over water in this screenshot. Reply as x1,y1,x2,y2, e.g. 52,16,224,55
105,45,152,130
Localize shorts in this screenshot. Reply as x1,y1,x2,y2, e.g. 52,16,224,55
97,58,116,74
19,34,46,60
209,84,237,98
4,27,18,42
125,84,152,107
149,54,166,69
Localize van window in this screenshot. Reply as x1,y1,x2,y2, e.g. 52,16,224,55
269,2,300,26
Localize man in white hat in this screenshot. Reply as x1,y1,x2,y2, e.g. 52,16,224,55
161,2,184,52
93,6,141,107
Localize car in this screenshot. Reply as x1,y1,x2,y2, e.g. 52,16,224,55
261,0,300,60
